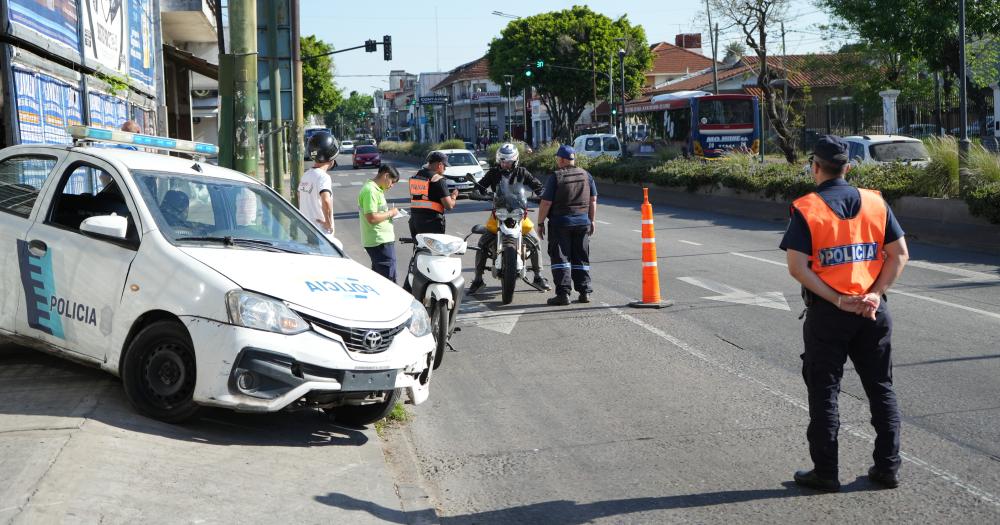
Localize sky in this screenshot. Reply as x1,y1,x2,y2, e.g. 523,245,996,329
299,1,842,97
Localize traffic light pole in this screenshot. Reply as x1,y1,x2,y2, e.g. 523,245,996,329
289,0,304,206
266,0,285,195
227,0,259,177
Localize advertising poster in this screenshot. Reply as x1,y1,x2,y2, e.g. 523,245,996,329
40,75,71,144
66,86,84,128
82,0,128,74
13,68,44,144
127,0,155,90
7,0,80,52
88,92,106,129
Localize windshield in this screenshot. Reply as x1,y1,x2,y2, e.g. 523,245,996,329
494,179,529,211
870,142,929,162
355,145,377,154
698,99,754,125
132,170,342,256
446,153,478,166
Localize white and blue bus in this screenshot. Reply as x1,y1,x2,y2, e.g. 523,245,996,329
627,91,760,159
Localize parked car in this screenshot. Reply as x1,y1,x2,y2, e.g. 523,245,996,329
353,145,381,168
0,126,435,424
843,135,931,167
950,117,995,137
339,140,355,154
902,124,945,138
572,133,622,158
424,149,487,196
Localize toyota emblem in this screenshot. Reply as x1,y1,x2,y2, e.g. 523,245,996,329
363,330,383,350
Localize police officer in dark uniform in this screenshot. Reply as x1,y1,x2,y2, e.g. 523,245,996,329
780,135,909,492
537,145,598,306
468,143,550,294
409,151,458,237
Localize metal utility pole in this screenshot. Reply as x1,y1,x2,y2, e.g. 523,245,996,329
781,22,788,123
619,47,627,152
934,72,943,137
958,0,971,191
266,0,284,194
705,0,718,94
504,75,513,139
609,55,615,133
289,0,304,205
226,0,259,177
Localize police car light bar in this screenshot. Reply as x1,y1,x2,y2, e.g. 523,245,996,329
67,125,219,156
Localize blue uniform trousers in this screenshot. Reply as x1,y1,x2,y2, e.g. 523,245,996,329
365,242,397,283
802,297,901,479
547,223,591,296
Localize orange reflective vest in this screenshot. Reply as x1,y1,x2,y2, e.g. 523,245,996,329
409,176,444,213
792,188,887,295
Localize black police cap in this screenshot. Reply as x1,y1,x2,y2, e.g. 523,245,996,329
813,135,849,164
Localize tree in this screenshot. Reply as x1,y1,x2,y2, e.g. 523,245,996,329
710,0,799,163
330,91,375,136
486,6,652,143
301,36,342,118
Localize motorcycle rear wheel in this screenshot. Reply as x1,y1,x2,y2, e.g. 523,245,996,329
501,245,517,305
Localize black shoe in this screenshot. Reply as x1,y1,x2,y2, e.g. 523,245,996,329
546,294,570,306
578,292,590,303
868,466,899,489
793,470,841,492
532,275,552,291
468,279,485,295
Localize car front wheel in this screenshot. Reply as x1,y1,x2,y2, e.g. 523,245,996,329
121,320,200,423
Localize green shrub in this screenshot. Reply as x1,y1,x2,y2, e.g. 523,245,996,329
965,181,1000,224
435,139,466,151
968,144,1000,185
847,163,928,202
923,136,960,197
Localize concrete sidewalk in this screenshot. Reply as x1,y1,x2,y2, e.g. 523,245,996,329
0,342,409,524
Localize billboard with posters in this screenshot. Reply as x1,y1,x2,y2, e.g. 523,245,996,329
127,0,155,90
6,0,80,54
88,91,106,129
40,75,71,144
82,0,128,75
11,67,83,145
12,68,44,144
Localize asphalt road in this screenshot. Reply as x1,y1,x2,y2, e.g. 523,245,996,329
328,154,1000,523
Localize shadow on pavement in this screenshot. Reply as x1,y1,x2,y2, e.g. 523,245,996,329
316,480,876,524
0,342,368,448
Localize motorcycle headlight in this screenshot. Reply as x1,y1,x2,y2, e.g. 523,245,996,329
423,236,465,256
509,209,525,221
226,290,309,335
407,299,431,337
495,209,511,221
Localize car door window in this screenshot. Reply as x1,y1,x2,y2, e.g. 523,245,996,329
46,163,138,241
0,156,57,217
585,138,601,152
603,137,621,151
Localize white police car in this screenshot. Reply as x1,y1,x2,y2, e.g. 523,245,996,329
0,126,434,424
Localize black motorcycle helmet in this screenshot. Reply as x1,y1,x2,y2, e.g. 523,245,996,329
308,131,340,163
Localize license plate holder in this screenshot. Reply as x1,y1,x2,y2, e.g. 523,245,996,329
341,369,398,391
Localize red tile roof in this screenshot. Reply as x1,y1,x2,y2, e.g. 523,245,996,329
432,56,490,91
648,42,715,75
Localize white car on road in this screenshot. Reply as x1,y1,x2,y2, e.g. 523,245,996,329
339,140,355,154
428,149,487,196
0,126,434,424
843,135,931,167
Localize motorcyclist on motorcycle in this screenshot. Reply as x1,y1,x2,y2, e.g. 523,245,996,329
468,143,551,294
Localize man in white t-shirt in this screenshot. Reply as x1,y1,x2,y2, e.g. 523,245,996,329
298,131,339,235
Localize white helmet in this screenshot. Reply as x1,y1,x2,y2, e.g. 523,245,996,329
495,143,519,168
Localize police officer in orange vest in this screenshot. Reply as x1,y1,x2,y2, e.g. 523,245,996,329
409,151,458,238
780,135,909,492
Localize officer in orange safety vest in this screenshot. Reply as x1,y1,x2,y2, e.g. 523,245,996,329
409,150,458,238
780,135,909,493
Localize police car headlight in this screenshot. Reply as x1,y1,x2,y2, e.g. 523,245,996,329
226,290,309,335
407,300,431,337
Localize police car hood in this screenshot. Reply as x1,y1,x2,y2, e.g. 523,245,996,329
179,247,412,323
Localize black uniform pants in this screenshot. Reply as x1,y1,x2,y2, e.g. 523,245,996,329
802,298,901,479
409,212,445,237
547,224,591,296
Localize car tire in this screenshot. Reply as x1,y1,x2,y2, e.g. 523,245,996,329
326,388,401,426
121,320,200,423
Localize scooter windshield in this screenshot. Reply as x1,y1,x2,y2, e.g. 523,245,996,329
494,179,529,211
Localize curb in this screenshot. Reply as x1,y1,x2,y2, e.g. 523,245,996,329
590,178,1000,255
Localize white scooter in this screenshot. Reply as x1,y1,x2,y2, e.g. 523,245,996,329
401,233,477,369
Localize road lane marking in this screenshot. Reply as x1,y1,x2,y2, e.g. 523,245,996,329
331,183,343,188
349,181,363,186
907,260,1000,282
632,229,641,233
731,252,788,267
606,304,1000,508
730,252,1000,322
678,276,790,311
679,240,702,246
596,220,611,225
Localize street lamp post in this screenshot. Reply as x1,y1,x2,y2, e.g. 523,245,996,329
504,75,513,140
475,87,482,144
618,46,627,155
958,0,971,191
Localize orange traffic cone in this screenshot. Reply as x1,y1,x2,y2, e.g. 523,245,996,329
630,188,672,309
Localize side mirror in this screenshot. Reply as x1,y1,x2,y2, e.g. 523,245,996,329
471,224,488,235
80,214,128,239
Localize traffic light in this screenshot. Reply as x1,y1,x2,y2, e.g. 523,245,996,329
383,35,392,61
611,108,617,115
365,39,377,52
525,69,532,77
535,59,544,68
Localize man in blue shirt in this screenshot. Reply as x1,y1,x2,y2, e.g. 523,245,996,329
537,145,598,305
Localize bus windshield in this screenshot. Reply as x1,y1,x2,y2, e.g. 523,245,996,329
698,99,754,125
